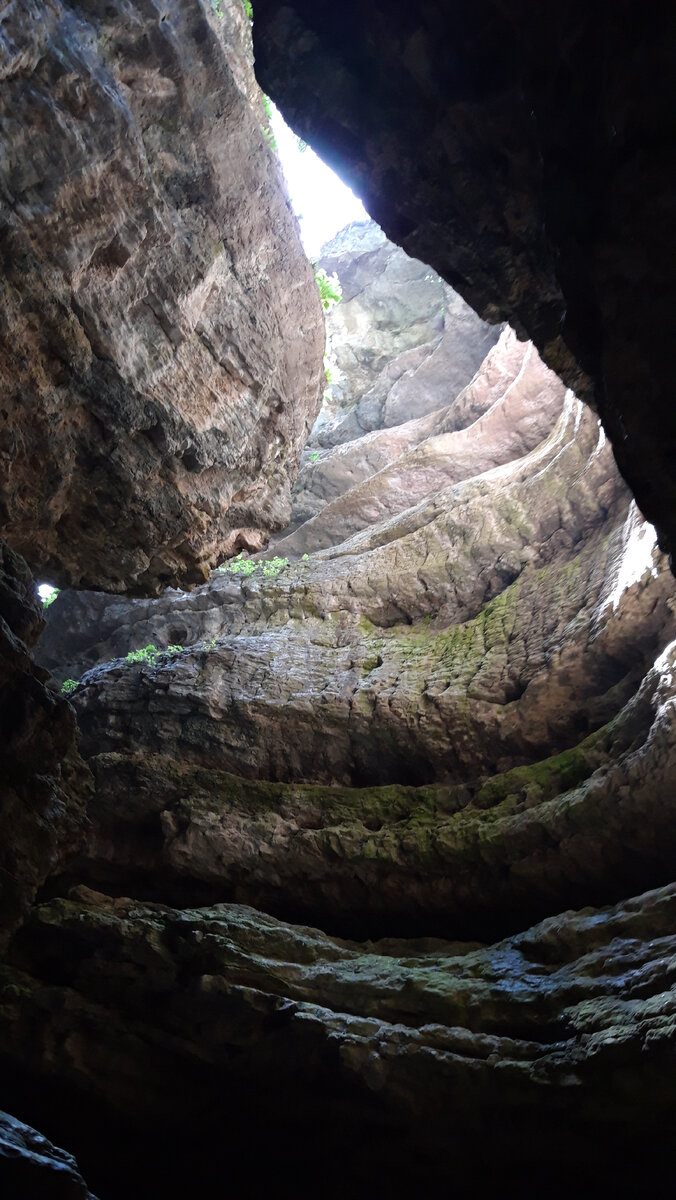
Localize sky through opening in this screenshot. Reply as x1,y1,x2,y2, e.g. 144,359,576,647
270,105,368,258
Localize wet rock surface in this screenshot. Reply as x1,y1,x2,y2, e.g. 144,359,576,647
0,0,324,593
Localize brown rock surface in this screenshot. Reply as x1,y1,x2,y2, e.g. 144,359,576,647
0,0,324,593
280,330,567,554
49,406,674,793
253,0,676,561
77,636,676,938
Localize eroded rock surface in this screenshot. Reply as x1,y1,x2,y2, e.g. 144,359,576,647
0,0,324,593
312,221,500,449
36,313,674,941
253,0,676,560
1,884,675,1194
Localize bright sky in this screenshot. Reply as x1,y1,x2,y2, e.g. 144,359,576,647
270,104,368,259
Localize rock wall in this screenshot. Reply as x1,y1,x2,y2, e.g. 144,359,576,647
310,220,500,450
35,234,674,958
0,0,324,594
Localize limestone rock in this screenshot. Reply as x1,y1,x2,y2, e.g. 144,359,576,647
281,330,567,554
49,407,673,792
0,0,324,593
76,637,676,938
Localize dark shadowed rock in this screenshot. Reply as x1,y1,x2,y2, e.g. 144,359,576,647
1,884,675,1194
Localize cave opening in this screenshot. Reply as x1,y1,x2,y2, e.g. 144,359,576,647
1,1,675,1196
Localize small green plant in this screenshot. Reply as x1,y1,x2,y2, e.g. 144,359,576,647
218,553,289,580
42,588,60,609
124,644,183,667
261,95,278,152
261,556,289,578
211,0,224,17
61,679,78,696
314,268,342,312
302,553,310,561
242,0,253,18
125,644,160,665
221,552,258,578
309,451,320,462
200,637,218,651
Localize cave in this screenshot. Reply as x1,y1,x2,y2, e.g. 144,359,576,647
1,2,675,1197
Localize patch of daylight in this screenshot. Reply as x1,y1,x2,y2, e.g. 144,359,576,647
38,583,57,602
591,419,606,458
605,502,659,613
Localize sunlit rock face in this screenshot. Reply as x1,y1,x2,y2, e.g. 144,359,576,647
310,220,500,449
13,160,676,1195
0,0,324,594
253,0,676,564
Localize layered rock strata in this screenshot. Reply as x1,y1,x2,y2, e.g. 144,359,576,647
0,0,324,593
37,299,674,940
310,221,500,449
253,0,676,561
17,212,676,1194
1,884,675,1195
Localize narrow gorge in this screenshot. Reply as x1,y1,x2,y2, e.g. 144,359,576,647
1,2,674,1197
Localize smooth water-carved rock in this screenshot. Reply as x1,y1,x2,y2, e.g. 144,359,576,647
0,0,324,593
71,637,676,938
0,542,90,952
280,330,566,554
52,405,673,790
253,0,676,561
